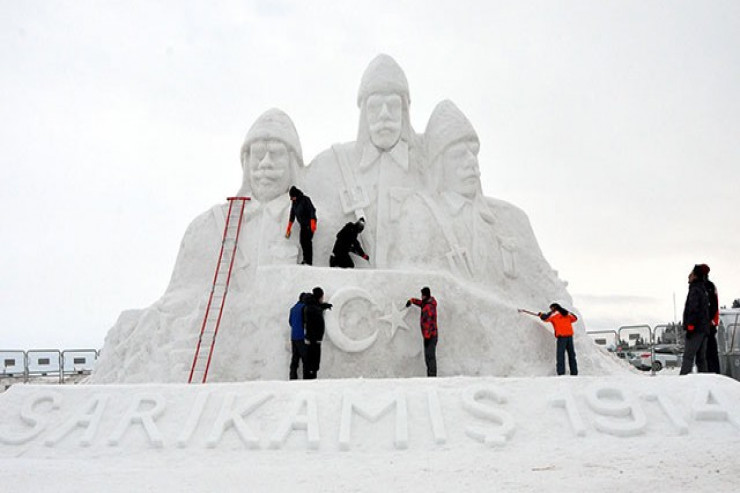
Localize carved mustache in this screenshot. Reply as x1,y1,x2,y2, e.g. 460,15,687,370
370,120,401,134
252,169,284,182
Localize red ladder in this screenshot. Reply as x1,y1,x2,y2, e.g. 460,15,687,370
188,197,250,383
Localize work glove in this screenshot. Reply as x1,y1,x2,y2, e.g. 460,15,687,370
687,324,695,332
310,219,317,233
285,222,293,239
405,300,411,308
362,254,369,261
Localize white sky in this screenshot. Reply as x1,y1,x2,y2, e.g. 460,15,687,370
1,0,738,349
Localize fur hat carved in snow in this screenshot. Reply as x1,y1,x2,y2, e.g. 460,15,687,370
357,54,410,107
240,108,304,167
425,99,479,165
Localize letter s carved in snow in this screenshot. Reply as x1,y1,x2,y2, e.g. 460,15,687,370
461,384,515,447
0,391,62,446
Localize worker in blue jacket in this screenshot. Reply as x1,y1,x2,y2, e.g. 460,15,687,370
288,292,310,379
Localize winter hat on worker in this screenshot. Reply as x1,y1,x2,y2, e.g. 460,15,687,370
289,186,304,199
240,108,304,167
691,264,706,279
425,99,479,165
698,264,711,277
357,54,410,107
312,287,324,300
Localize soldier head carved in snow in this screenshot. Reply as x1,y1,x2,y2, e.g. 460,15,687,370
239,108,304,202
356,54,415,152
425,100,482,199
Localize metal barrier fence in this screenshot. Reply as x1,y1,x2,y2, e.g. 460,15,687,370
589,321,740,379
0,348,99,385
724,323,740,380
585,330,618,348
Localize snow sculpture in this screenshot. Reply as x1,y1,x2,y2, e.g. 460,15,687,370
92,54,624,384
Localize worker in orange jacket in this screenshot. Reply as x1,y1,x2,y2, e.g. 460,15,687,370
521,303,579,375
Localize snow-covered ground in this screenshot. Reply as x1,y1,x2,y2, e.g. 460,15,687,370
1,373,739,492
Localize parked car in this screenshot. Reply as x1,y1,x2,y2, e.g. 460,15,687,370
630,344,682,371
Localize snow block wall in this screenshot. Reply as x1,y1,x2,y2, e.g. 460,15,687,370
92,54,623,383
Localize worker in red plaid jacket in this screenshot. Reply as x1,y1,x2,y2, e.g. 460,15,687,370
406,286,438,377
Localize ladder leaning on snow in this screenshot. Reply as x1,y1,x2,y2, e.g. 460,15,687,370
188,196,250,384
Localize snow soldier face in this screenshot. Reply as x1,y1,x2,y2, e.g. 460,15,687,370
248,140,292,202
366,93,403,151
425,100,481,198
442,140,481,199
356,54,413,152
239,108,303,202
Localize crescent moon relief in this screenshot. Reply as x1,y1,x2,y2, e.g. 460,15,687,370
325,286,380,353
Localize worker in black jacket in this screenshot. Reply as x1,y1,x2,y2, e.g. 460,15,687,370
679,264,711,375
286,186,317,265
330,218,369,268
698,264,721,374
303,286,332,379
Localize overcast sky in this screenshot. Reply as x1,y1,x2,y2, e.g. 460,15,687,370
1,0,738,349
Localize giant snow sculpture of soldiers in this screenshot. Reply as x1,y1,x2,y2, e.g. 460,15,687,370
303,54,426,268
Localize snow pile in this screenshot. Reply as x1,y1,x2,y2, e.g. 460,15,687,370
91,55,621,383
2,375,740,491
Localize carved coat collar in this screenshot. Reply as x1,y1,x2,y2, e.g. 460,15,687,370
440,191,495,224
358,139,409,171
244,194,289,222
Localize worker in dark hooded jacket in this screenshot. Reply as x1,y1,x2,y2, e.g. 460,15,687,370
286,186,317,265
303,286,332,379
288,292,310,380
680,264,711,375
698,264,721,374
330,218,370,268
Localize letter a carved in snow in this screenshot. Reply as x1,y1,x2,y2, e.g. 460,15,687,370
269,391,320,450
45,394,110,447
692,387,740,428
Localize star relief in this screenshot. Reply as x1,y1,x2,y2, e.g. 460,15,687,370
378,301,412,339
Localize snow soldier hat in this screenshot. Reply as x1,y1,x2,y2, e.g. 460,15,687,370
425,99,479,164
357,54,410,107
240,108,304,167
